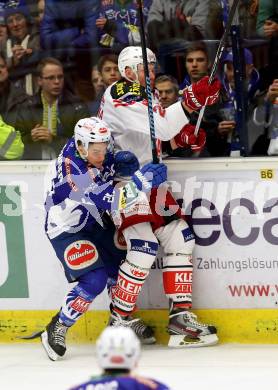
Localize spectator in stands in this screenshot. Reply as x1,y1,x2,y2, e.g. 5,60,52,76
147,0,209,52
0,53,25,160
206,0,259,40
0,115,24,160
251,78,278,155
98,54,121,88
0,3,7,45
155,74,179,109
178,42,218,157
257,0,278,38
83,64,105,115
16,57,90,160
256,0,278,85
97,0,152,50
33,0,45,27
40,0,99,79
1,0,40,96
37,0,45,23
92,65,104,96
214,48,261,157
85,54,121,115
180,41,210,89
0,53,27,127
155,74,183,157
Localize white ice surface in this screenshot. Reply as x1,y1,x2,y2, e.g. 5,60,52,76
1,343,278,390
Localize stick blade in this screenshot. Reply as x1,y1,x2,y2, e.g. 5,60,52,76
168,333,219,348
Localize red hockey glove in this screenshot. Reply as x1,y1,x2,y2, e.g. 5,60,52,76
183,76,221,111
190,129,206,152
174,124,206,152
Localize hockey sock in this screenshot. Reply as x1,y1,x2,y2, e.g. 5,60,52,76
113,259,151,315
112,224,159,315
59,268,108,326
163,254,193,309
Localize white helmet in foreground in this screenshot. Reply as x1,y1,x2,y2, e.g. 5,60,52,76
118,46,156,81
74,117,111,158
96,326,141,370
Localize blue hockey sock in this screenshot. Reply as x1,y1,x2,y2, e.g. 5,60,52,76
59,268,108,326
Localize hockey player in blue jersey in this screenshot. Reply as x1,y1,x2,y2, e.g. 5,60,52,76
41,117,167,361
69,326,170,390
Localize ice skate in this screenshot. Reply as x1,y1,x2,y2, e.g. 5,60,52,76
109,310,156,345
168,308,218,348
40,313,69,361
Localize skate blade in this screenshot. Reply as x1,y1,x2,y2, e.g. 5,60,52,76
17,330,43,340
141,336,156,345
168,333,219,348
40,331,60,361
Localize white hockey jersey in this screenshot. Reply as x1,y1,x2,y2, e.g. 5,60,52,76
98,80,189,166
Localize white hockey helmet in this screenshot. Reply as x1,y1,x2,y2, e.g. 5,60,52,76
74,117,111,158
118,46,156,80
96,326,141,371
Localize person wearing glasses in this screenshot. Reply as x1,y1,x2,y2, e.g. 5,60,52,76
16,57,90,159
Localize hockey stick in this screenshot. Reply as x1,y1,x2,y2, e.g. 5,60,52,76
194,0,240,136
137,0,159,164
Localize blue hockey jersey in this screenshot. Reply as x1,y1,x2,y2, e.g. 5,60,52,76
70,373,170,390
45,138,138,239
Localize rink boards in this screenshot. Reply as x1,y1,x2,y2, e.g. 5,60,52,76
1,158,278,344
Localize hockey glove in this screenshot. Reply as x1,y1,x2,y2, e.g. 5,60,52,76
174,123,206,152
190,129,206,152
114,151,139,176
132,163,167,192
183,76,221,111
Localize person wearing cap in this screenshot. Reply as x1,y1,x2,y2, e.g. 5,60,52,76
69,327,170,390
1,0,40,95
0,2,7,45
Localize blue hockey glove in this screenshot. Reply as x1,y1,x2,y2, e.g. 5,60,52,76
114,151,140,176
132,163,167,192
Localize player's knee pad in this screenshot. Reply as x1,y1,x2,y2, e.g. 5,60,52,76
123,222,159,269
156,219,195,255
60,269,107,326
113,223,159,314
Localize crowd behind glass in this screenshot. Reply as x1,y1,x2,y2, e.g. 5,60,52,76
0,0,277,160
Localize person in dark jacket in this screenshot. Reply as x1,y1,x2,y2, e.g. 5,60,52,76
40,0,99,77
16,56,90,159
0,53,28,127
1,0,40,95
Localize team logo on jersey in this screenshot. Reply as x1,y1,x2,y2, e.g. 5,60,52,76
64,241,98,270
113,231,127,250
111,80,147,101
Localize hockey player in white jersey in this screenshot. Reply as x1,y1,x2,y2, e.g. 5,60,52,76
99,46,221,347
